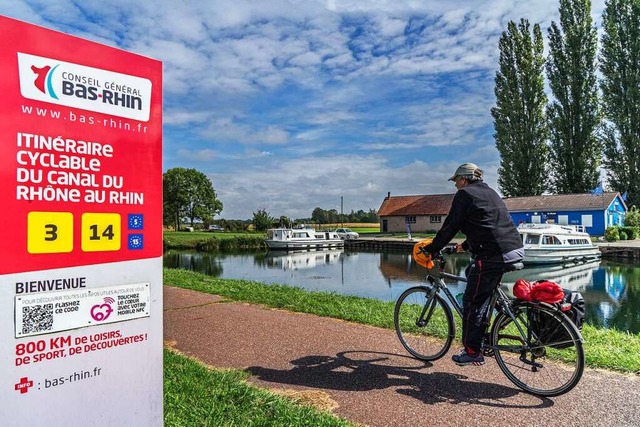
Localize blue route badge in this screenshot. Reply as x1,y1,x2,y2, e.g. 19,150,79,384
128,214,144,230
128,234,144,250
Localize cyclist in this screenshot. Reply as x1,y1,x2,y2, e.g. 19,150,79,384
421,163,524,366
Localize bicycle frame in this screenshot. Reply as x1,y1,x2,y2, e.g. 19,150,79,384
425,269,531,355
427,272,465,318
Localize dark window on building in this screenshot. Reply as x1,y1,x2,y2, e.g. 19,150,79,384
430,215,442,223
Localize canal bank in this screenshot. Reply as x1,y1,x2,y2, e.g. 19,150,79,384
597,240,640,261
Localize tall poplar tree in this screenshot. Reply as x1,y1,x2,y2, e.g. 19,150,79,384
492,19,548,197
600,0,640,207
546,0,601,194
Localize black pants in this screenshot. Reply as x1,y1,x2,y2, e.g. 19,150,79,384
462,258,506,354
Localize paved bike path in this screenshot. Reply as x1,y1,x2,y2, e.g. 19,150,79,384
163,286,640,427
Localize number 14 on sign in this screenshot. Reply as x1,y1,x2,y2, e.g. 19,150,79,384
82,213,121,252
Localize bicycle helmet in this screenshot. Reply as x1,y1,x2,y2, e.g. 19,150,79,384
412,238,434,269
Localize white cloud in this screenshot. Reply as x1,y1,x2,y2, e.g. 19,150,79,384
212,154,505,218
0,0,608,218
199,118,290,145
176,148,218,162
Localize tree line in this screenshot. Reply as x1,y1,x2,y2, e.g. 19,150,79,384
493,0,640,207
163,168,378,230
249,207,379,232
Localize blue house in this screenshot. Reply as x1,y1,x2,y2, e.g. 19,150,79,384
503,192,627,236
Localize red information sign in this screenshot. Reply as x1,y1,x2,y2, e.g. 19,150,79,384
0,16,162,275
1,16,163,425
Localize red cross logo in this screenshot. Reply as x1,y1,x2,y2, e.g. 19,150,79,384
14,377,34,394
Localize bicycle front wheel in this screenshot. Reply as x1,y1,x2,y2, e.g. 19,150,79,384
490,302,584,397
394,286,454,361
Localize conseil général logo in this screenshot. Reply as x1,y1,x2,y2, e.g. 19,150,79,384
31,64,60,99
17,52,152,122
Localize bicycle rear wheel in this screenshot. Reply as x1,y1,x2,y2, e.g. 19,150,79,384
394,286,454,361
490,302,584,396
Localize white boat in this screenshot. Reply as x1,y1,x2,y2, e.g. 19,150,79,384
517,223,601,265
264,227,345,250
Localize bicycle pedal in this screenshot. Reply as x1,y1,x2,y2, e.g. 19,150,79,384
482,348,495,357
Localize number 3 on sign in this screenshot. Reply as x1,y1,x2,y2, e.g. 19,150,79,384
27,212,74,254
82,213,121,252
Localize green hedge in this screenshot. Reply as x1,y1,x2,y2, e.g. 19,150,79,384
606,226,639,241
196,236,266,251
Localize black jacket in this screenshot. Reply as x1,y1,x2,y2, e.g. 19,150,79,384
429,181,523,258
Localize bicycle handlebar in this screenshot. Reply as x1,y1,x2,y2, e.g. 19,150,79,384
421,246,524,276
417,245,457,257
418,246,458,274
442,246,457,255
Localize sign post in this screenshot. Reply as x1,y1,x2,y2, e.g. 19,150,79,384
0,16,163,425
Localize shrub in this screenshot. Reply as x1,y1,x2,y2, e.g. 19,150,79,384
619,226,639,240
624,206,640,228
197,238,220,251
619,230,628,240
219,236,266,250
605,226,619,242
196,236,266,251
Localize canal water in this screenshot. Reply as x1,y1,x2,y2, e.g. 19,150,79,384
163,249,640,335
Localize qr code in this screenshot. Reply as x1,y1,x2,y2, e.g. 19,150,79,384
22,304,54,334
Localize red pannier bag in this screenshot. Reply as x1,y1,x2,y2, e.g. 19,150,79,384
529,280,564,304
513,279,532,301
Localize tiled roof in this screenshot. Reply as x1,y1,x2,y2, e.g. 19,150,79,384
503,192,622,212
378,192,624,217
378,194,454,216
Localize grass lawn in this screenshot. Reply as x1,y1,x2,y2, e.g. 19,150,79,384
164,349,353,426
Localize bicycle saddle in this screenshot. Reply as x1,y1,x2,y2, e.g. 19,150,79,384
504,262,524,272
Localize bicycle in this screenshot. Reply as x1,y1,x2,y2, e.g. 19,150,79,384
394,248,585,397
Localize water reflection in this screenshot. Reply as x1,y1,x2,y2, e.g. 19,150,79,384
265,249,344,271
590,263,640,333
501,261,601,293
163,250,225,276
163,249,640,334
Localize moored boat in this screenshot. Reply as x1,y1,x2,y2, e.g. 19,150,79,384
517,223,601,265
264,227,344,250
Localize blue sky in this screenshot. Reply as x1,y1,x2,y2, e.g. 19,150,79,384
1,0,606,219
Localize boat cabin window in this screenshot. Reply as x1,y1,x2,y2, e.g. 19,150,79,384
567,238,590,245
524,234,540,244
293,232,310,238
542,235,562,245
